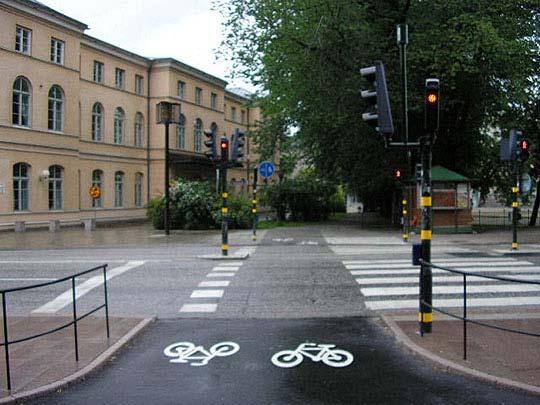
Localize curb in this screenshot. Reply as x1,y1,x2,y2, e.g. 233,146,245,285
0,317,155,404
197,253,249,260
381,315,540,396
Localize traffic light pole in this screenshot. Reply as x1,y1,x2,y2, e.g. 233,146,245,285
221,163,229,256
164,122,170,236
419,136,433,335
252,167,258,241
512,161,520,250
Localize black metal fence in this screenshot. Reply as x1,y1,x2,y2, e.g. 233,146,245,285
473,208,534,229
419,259,540,360
0,264,109,391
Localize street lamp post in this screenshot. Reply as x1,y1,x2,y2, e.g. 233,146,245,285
156,102,181,235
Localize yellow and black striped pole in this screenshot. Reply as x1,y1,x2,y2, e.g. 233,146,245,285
252,167,258,241
512,180,519,251
220,137,229,256
402,197,409,242
419,137,433,335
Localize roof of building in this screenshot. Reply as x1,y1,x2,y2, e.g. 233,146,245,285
13,0,88,30
152,58,228,88
432,166,470,182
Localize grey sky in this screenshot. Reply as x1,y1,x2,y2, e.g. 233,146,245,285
42,0,250,89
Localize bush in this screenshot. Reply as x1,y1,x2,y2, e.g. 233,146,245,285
147,178,218,230
263,172,339,222
213,193,253,229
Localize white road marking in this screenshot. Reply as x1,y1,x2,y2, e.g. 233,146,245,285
218,262,244,267
350,267,540,276
361,284,540,297
179,304,218,313
191,290,224,298
346,261,532,270
207,272,236,277
343,257,517,265
32,261,145,314
198,280,230,287
212,266,239,271
366,297,540,310
356,274,540,285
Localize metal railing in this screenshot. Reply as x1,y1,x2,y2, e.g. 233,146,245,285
0,264,110,391
473,207,533,229
419,259,540,360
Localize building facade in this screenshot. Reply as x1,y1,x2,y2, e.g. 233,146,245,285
0,0,262,226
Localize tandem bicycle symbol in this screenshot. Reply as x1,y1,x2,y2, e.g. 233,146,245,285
271,343,354,368
163,341,239,366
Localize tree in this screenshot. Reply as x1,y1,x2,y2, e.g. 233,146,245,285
216,0,540,213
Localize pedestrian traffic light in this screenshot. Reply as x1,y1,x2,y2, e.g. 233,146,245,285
204,129,217,161
360,61,394,138
220,137,229,164
425,78,440,132
517,138,530,162
231,129,245,166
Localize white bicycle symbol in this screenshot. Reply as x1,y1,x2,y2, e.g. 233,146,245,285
271,343,354,368
163,341,239,366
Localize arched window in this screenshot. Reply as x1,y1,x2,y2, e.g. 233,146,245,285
12,77,31,126
135,172,143,207
194,118,202,152
48,165,63,210
92,103,103,142
114,171,124,207
48,85,64,132
210,122,218,133
114,108,125,144
92,169,104,208
176,114,185,149
13,163,30,211
134,112,144,147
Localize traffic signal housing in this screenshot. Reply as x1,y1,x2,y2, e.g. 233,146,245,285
425,78,440,132
220,137,229,164
231,129,245,166
394,168,402,181
517,138,530,162
204,129,217,161
360,61,394,139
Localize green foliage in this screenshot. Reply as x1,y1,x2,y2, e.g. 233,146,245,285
213,193,253,229
216,0,540,214
263,170,339,221
147,178,218,230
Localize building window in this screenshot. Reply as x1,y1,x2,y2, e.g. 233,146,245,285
177,81,185,98
134,112,144,147
241,110,246,124
135,75,144,95
114,107,125,144
114,171,124,207
194,118,202,152
48,85,64,132
50,38,64,65
176,114,185,149
211,93,218,110
13,163,30,211
195,87,202,105
210,122,218,133
92,103,103,141
92,169,103,208
48,165,63,211
15,26,31,54
135,173,143,207
115,68,125,89
12,77,31,127
93,61,104,83
231,106,236,122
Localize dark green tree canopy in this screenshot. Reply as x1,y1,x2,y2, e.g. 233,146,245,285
217,0,539,211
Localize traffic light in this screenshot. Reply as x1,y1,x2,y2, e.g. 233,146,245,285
360,61,394,138
425,78,440,132
394,168,402,180
517,138,530,162
204,129,217,161
231,129,245,165
220,137,229,164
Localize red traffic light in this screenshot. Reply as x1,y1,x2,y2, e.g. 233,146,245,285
394,169,402,179
427,93,438,104
519,139,530,151
221,140,229,149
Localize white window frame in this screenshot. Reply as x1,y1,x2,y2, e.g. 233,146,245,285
194,118,202,152
115,68,125,90
135,75,144,95
93,61,104,83
176,115,185,149
114,172,124,207
134,113,143,147
211,93,218,110
50,38,65,65
231,106,237,122
12,77,31,127
135,173,143,207
92,169,103,208
195,87,202,105
13,163,30,211
177,81,185,98
48,165,63,211
48,85,64,132
114,108,125,144
15,26,31,55
92,103,103,142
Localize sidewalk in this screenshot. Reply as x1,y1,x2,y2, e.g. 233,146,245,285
0,316,152,403
383,312,540,395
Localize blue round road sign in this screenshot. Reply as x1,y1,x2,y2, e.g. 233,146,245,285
259,161,275,178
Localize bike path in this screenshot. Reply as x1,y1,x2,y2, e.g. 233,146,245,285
30,317,539,404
